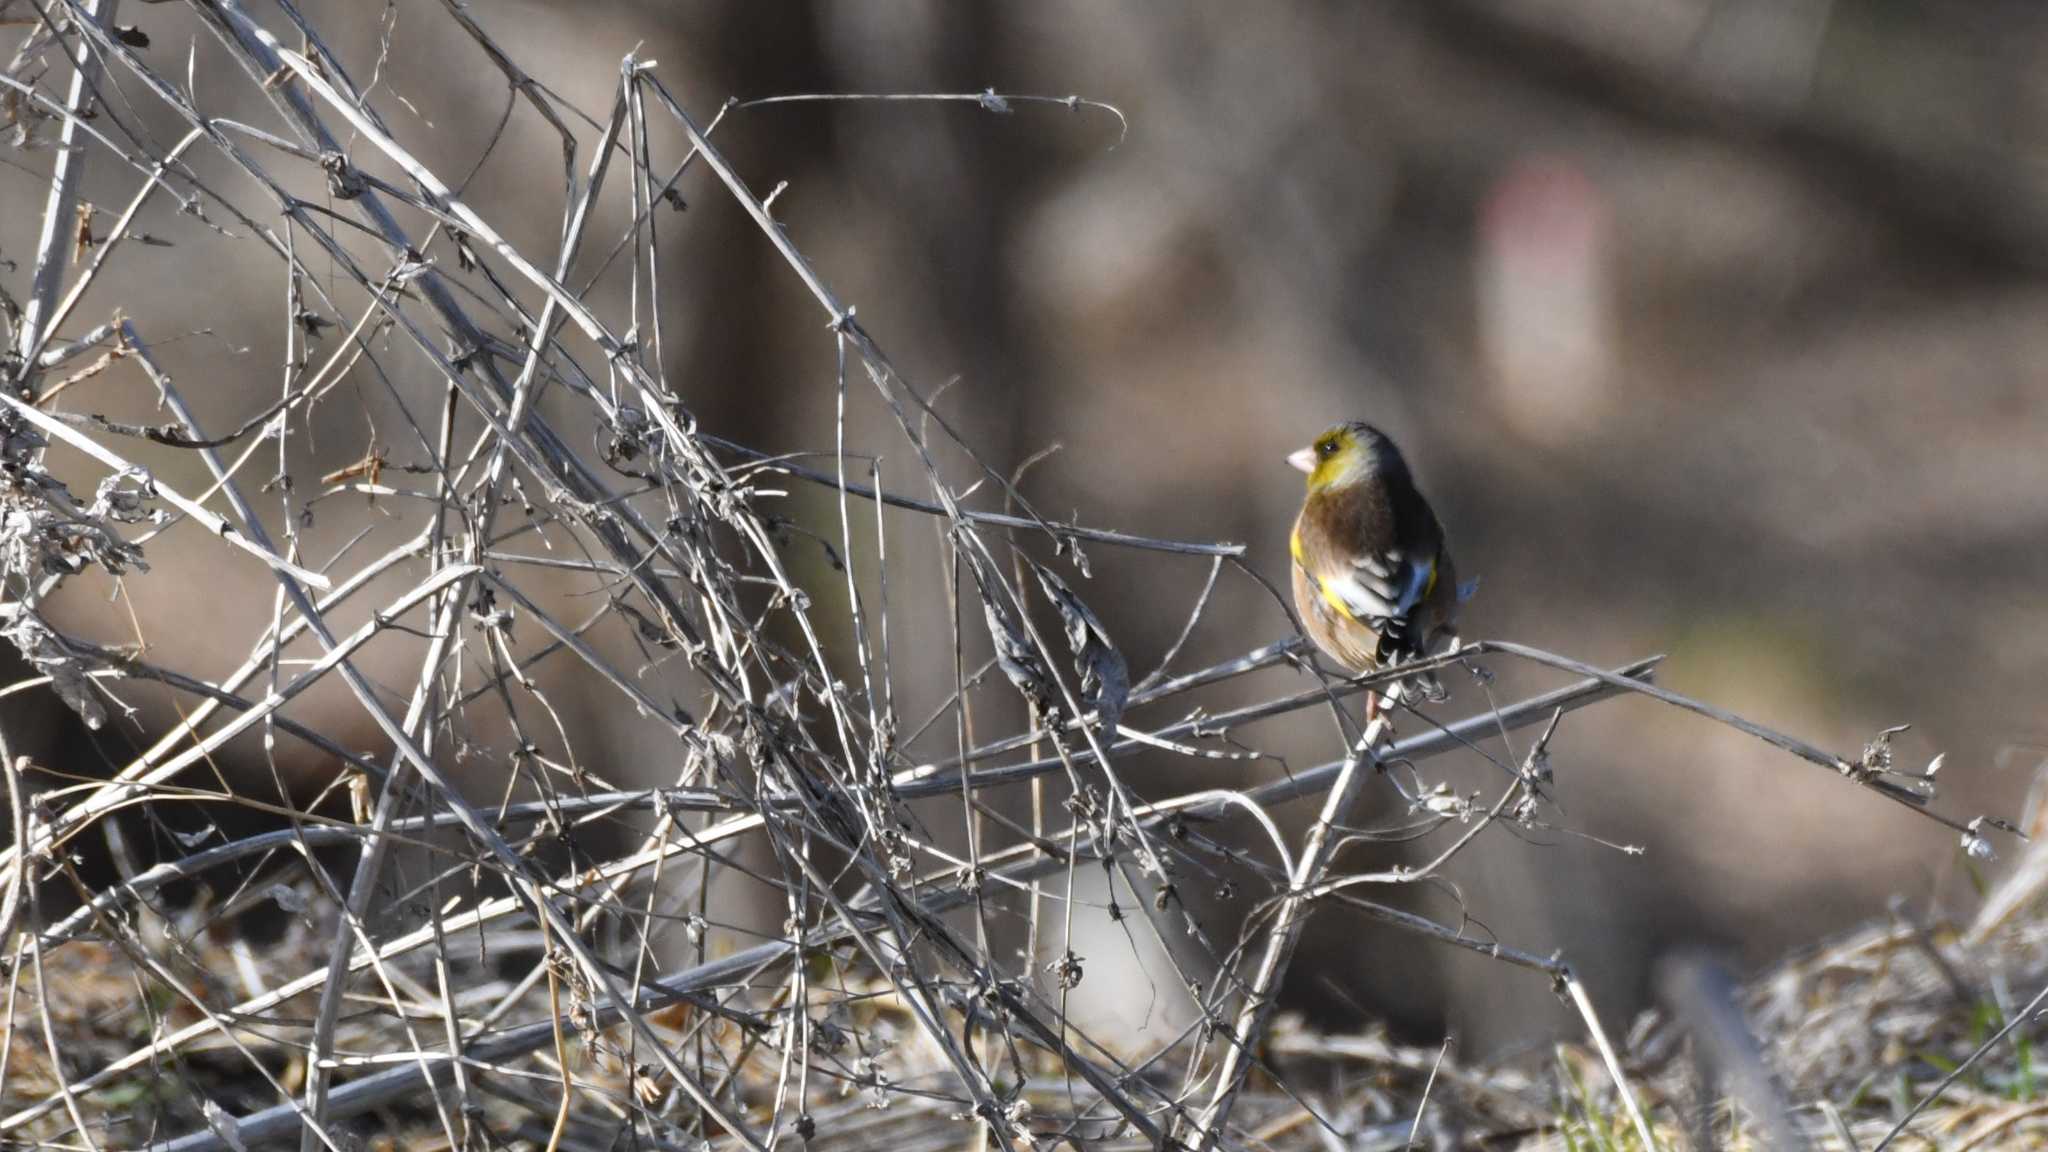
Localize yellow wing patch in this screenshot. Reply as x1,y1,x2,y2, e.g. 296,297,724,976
1319,579,1357,622
1293,527,1358,622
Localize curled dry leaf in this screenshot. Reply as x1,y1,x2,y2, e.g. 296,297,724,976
958,544,1056,712
1029,560,1128,738
5,613,103,729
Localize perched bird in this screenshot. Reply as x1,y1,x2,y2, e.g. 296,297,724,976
1288,421,1463,714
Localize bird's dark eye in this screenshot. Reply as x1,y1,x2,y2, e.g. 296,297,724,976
1318,439,1338,457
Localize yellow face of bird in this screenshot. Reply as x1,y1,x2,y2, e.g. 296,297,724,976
1288,424,1369,493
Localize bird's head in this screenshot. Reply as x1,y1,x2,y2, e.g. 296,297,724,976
1288,421,1389,493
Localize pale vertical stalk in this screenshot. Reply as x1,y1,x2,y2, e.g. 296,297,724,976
1564,973,1661,1151
1189,697,1396,1149
11,0,119,385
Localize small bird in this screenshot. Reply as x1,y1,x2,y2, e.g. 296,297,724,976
1288,421,1463,716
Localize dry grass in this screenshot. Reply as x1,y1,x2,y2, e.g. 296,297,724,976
7,894,2048,1150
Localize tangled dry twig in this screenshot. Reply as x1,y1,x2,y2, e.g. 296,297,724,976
0,4,2020,1151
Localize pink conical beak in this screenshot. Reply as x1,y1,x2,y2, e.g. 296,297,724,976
1287,446,1317,474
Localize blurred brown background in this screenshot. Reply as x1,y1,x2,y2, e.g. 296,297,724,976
6,0,2046,1054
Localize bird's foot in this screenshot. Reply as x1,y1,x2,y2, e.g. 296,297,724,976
1410,669,1449,704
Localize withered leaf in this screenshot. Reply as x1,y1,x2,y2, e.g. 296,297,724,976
959,547,1055,712
7,614,104,729
1030,561,1128,738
